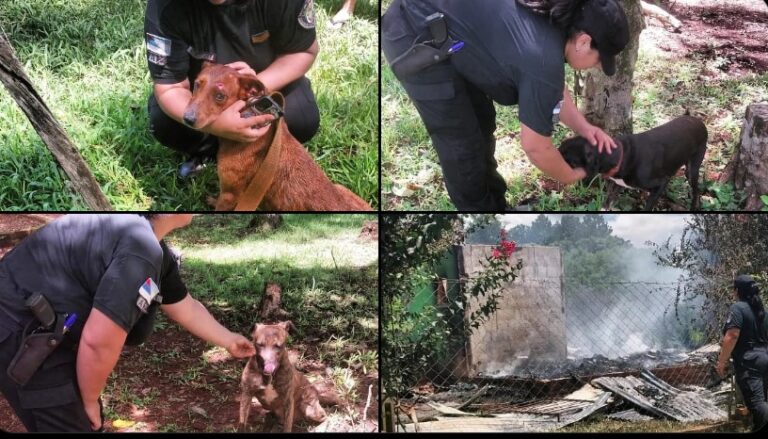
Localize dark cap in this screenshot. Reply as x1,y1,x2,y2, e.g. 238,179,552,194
574,0,630,76
734,274,756,290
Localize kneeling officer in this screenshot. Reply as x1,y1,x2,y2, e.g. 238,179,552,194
0,214,255,432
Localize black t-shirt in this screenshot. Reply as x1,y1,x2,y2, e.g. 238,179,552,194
0,215,187,344
723,301,768,362
145,0,317,85
401,0,565,136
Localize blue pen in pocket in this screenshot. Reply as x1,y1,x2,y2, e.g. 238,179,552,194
62,313,77,335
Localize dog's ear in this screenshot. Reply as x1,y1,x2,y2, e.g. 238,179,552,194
583,141,600,178
238,76,266,100
252,323,263,338
278,320,297,334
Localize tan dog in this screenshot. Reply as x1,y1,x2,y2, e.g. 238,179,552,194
238,321,327,432
182,63,373,211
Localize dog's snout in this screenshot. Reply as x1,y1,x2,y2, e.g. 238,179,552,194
183,109,197,127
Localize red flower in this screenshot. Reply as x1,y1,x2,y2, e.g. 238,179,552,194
492,248,502,259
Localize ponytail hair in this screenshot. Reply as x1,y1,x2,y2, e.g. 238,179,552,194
516,0,592,40
735,274,767,336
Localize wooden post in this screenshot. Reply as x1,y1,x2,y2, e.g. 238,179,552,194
0,30,112,210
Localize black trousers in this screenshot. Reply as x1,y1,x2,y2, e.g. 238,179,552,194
0,319,101,432
148,76,320,157
735,347,768,432
381,0,507,211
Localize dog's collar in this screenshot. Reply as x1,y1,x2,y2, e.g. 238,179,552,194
601,141,624,178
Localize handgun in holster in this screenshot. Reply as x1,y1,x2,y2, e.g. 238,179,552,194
390,12,461,78
6,293,68,386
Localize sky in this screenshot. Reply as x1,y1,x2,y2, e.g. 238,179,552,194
498,214,690,248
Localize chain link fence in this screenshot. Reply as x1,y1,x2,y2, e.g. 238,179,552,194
383,246,734,432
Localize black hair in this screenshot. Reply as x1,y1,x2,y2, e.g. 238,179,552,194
734,274,767,337
138,214,159,221
516,0,597,46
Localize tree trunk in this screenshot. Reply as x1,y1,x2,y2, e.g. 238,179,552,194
726,103,768,210
0,33,112,210
359,219,378,241
257,282,290,322
247,214,283,231
580,0,645,137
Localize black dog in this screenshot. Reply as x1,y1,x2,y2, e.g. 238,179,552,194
558,116,708,211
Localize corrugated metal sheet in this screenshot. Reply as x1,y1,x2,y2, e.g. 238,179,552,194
400,383,611,432
606,409,656,422
592,369,726,422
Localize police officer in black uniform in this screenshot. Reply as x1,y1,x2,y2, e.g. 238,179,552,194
145,0,320,177
0,214,256,432
382,0,630,211
716,274,768,431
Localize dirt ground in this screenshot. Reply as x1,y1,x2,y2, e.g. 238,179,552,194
643,0,768,77
0,325,378,433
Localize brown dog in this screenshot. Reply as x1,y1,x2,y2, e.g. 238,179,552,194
238,321,327,432
182,63,373,211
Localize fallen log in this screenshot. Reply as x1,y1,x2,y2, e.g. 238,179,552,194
641,1,682,32
0,30,111,210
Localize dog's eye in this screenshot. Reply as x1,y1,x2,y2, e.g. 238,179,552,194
214,92,226,103
275,344,283,350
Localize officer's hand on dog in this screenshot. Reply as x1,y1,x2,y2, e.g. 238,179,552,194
226,61,259,81
581,124,617,154
226,333,256,358
205,100,275,143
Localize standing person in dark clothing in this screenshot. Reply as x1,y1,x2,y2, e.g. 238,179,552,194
145,0,321,177
717,274,768,432
0,214,255,432
382,0,630,211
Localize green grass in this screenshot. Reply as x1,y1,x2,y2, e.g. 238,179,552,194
0,0,378,210
168,214,379,337
381,14,768,211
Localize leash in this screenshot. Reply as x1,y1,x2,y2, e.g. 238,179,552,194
233,100,285,211
601,140,624,178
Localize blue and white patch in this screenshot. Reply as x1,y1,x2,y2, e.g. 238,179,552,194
298,0,316,30
147,33,171,66
147,33,171,56
552,99,563,125
136,277,161,314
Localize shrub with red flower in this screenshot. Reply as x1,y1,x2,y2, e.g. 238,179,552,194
492,229,516,259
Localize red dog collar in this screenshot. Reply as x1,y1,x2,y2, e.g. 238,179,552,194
601,141,623,178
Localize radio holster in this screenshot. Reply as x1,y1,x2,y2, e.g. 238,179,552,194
390,12,459,78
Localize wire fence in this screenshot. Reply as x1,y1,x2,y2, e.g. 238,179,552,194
383,274,734,432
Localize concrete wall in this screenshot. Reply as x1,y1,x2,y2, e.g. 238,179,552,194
459,245,566,378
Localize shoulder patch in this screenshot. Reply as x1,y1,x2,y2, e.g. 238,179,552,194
147,33,171,66
146,33,171,57
298,0,316,30
136,278,160,314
